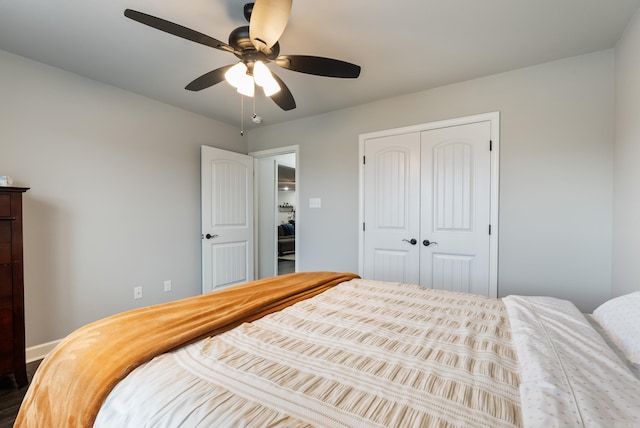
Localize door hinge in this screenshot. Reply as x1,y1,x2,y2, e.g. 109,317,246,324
489,224,492,235
489,140,493,151
363,222,366,232
363,155,366,165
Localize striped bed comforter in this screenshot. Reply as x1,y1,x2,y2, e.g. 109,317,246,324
95,278,522,427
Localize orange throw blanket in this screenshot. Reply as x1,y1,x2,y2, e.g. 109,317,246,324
16,271,358,428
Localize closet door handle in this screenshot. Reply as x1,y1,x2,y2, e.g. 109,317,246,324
402,239,417,245
204,234,219,239
423,240,438,247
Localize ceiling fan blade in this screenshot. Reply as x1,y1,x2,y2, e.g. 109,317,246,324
249,0,292,52
269,72,296,111
275,55,361,78
124,9,236,54
185,65,234,91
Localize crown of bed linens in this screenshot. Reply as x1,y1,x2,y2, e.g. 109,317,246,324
15,271,359,428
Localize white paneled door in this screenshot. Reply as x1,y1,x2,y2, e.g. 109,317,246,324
361,115,497,297
420,122,492,295
201,146,254,293
362,132,421,284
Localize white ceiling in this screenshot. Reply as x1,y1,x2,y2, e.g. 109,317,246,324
1,0,638,129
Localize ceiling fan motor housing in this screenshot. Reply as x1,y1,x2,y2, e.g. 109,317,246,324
230,25,281,62
229,26,254,52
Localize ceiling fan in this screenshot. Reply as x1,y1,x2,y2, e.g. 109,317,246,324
124,1,361,111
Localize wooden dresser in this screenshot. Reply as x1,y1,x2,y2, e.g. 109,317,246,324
0,187,28,386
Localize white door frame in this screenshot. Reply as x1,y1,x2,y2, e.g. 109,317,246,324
249,145,300,278
358,112,500,295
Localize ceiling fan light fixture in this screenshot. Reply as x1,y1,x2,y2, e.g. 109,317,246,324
236,75,255,97
261,80,281,97
224,62,249,89
253,60,281,96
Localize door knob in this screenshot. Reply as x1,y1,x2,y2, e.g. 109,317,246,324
205,233,219,239
423,240,438,247
402,238,417,245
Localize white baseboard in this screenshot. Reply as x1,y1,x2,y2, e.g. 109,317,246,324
26,340,61,362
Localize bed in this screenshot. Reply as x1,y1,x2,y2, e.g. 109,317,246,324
15,272,640,427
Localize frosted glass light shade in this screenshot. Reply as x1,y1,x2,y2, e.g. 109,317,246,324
224,62,248,89
236,74,255,97
253,61,281,96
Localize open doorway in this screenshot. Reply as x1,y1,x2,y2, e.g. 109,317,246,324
250,146,299,279
276,162,296,275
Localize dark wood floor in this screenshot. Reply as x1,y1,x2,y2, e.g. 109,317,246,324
0,360,42,428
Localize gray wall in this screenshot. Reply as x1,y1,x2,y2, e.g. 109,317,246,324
0,50,246,346
248,50,615,312
613,8,640,297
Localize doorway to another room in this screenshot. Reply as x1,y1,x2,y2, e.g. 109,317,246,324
251,146,299,279
276,163,296,274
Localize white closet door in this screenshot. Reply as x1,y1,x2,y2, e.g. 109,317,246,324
361,117,495,297
420,122,492,295
362,132,421,284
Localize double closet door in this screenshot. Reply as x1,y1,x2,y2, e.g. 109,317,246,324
361,116,497,297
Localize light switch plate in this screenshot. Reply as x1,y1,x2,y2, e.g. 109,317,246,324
309,198,321,208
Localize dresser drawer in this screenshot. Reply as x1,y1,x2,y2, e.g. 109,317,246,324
0,222,11,265
0,221,10,242
0,194,9,218
0,245,10,265
0,264,11,301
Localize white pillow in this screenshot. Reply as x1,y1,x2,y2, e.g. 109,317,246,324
592,292,640,368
